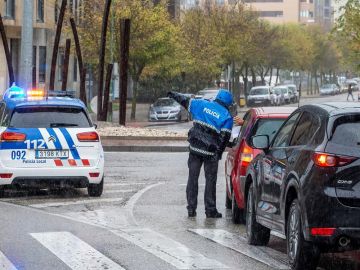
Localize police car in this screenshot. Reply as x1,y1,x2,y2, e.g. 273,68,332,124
0,85,104,197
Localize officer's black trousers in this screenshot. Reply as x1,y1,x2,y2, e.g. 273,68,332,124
186,152,219,214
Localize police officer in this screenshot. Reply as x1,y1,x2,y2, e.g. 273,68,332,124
168,90,234,218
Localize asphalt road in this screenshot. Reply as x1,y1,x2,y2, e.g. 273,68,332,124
0,152,359,270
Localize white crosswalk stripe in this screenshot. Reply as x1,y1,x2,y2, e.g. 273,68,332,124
31,232,126,270
189,229,289,270
113,228,229,269
0,251,17,270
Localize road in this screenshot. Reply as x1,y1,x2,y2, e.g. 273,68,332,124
0,93,359,270
0,151,359,270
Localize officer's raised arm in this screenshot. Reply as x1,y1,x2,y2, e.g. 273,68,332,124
167,92,191,110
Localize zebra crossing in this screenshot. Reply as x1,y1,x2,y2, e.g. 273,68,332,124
0,228,288,270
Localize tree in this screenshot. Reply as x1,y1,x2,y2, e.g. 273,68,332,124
113,0,180,120
179,7,224,90
335,0,360,72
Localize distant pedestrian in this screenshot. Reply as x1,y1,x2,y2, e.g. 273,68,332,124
168,90,234,218
347,84,354,101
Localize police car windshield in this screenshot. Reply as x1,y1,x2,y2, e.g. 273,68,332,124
9,107,91,128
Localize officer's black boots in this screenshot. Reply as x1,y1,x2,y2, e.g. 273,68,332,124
188,209,197,218
206,211,222,218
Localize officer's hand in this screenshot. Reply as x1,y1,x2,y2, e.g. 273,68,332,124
167,92,174,99
234,116,244,126
213,152,222,161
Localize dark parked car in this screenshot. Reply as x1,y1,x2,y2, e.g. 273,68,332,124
245,102,360,270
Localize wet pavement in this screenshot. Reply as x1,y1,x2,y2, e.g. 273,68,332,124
0,152,359,270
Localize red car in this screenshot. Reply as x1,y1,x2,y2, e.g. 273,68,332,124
225,107,296,223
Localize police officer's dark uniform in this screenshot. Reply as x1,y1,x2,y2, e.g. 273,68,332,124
168,90,234,218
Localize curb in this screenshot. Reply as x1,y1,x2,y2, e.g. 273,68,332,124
103,145,189,152
101,136,187,141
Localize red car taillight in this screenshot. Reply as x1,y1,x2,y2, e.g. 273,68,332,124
0,173,13,179
311,228,336,236
313,152,357,167
239,142,254,176
77,132,99,142
1,132,26,142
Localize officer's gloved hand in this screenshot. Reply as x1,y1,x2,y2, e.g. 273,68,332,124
167,92,175,99
212,152,222,161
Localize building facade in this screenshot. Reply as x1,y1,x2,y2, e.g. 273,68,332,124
180,0,333,29
0,0,79,95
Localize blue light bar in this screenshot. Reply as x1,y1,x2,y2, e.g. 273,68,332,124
4,84,26,99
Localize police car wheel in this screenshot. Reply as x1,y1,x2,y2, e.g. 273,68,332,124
88,178,104,197
0,186,4,198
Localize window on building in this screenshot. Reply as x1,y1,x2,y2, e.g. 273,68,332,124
258,11,283,17
73,57,78,82
10,39,19,80
216,0,224,4
33,46,37,84
32,46,37,68
39,47,46,83
324,8,330,18
309,11,314,17
37,0,44,22
300,10,310,17
325,0,330,6
4,0,15,19
58,48,64,82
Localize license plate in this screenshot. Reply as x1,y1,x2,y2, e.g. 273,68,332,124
35,150,69,159
255,100,262,104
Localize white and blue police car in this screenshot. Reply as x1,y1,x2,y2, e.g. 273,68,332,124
0,85,104,197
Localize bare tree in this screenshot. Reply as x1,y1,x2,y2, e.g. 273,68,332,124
70,18,87,104
97,0,112,121
0,13,15,86
50,0,67,90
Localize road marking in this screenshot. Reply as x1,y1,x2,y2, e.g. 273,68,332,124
113,228,229,269
29,198,124,208
124,182,164,226
105,189,134,194
31,232,125,270
65,183,165,229
189,229,289,270
0,251,17,270
106,183,147,187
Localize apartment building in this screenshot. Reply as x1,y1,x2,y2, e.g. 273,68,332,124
0,0,80,94
180,0,333,30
